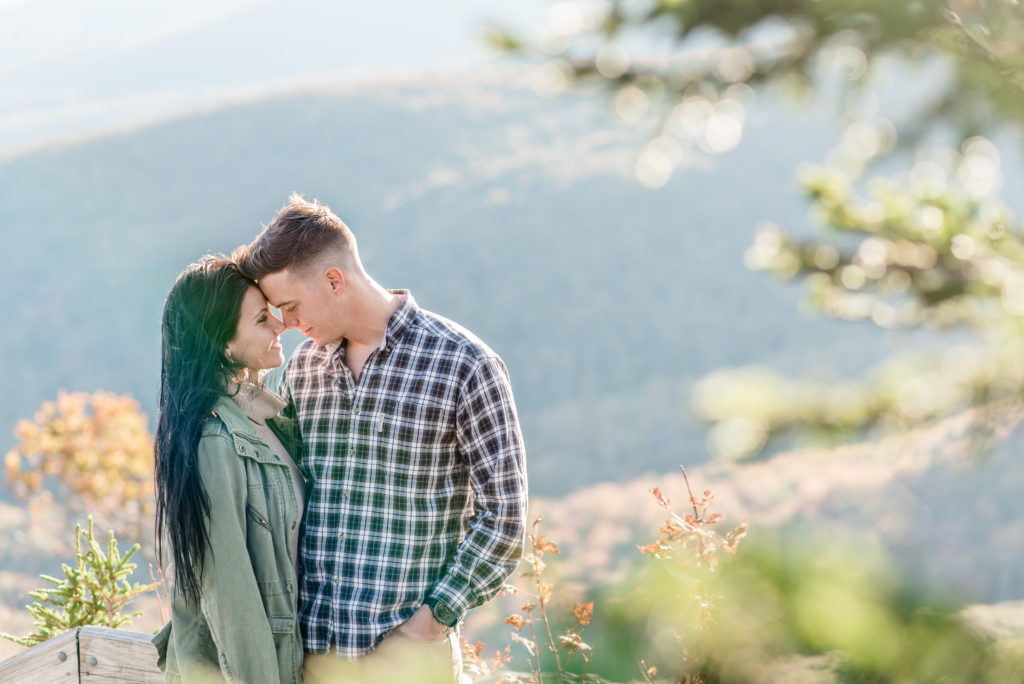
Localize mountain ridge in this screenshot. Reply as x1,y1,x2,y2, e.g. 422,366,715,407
0,68,956,496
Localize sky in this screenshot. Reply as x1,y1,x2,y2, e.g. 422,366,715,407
0,0,551,156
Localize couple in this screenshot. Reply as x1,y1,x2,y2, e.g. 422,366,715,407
152,195,528,683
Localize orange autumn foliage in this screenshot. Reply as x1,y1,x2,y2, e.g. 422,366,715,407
4,390,154,544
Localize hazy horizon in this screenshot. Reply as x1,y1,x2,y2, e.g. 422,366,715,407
0,0,550,156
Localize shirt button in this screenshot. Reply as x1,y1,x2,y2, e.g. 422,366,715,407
353,407,360,415
333,577,341,585
348,448,355,456
338,533,345,541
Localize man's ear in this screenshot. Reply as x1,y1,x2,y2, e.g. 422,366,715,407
324,267,346,295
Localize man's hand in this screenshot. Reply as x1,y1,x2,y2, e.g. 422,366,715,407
397,604,449,640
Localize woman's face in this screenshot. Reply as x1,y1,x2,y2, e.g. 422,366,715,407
226,286,286,375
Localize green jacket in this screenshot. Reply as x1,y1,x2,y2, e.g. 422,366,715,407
153,395,304,684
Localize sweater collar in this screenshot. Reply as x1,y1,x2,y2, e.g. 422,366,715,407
225,380,287,425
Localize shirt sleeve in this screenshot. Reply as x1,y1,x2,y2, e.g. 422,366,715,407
428,355,528,623
276,362,307,470
276,364,296,422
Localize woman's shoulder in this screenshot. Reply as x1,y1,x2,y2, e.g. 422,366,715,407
202,397,293,465
196,400,246,464
200,411,232,439
205,395,252,434
198,395,262,440
194,425,247,492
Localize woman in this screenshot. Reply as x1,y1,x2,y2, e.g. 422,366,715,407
152,256,304,684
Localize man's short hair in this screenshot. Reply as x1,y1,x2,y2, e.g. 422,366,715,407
236,193,357,280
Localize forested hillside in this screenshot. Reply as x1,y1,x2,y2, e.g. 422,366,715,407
0,69,934,495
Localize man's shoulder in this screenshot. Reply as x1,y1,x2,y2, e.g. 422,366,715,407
413,308,499,365
285,338,330,371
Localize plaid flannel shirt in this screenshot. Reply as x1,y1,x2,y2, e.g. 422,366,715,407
280,291,527,657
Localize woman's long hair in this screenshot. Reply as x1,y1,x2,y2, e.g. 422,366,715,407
155,256,251,604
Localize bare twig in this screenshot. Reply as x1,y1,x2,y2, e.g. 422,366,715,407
680,465,701,521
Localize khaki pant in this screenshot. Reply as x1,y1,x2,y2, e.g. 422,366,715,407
304,629,462,684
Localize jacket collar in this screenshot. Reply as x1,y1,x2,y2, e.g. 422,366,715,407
209,394,294,464
210,394,255,437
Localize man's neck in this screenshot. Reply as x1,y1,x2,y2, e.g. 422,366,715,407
343,283,403,351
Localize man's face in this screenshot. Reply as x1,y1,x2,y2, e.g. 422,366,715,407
259,268,340,346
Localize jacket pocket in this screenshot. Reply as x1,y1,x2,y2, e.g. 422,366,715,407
246,503,272,532
267,615,295,634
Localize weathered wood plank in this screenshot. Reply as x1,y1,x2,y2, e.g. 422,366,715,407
79,627,162,683
0,628,79,683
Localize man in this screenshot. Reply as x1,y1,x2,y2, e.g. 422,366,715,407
236,194,528,684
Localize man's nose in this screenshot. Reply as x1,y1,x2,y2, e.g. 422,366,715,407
272,317,286,334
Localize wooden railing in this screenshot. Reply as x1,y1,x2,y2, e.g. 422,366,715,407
0,627,161,683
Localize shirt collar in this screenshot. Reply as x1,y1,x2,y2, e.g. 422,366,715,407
382,290,417,351
323,289,418,360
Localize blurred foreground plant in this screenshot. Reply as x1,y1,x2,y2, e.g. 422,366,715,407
634,467,748,683
586,526,1023,682
461,638,513,682
501,515,597,683
0,517,152,647
458,465,1022,682
700,531,1024,682
4,390,154,543
468,469,747,683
